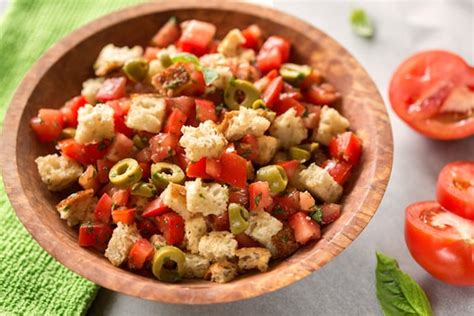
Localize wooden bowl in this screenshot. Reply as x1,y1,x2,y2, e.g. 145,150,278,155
0,2,393,304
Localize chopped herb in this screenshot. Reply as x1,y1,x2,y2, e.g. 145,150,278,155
215,102,226,116
111,202,117,211
171,53,201,68
167,148,174,157
281,235,289,242
199,193,206,199
272,207,285,215
254,192,262,207
350,8,375,38
310,206,323,223
302,108,310,118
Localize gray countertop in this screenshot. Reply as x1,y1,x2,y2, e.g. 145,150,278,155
2,0,473,315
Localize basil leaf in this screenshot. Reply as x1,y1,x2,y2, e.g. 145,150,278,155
171,53,201,69
350,8,374,38
203,67,219,86
376,252,432,316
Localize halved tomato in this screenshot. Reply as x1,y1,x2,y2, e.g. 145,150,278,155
405,201,474,286
389,50,474,140
436,161,474,220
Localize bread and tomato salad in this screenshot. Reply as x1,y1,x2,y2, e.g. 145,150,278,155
30,18,362,283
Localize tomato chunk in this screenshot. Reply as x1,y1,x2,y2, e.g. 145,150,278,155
329,132,362,166
235,134,259,161
277,160,300,180
143,198,170,217
164,108,187,136
105,133,134,163
320,203,342,224
195,99,217,123
96,77,127,102
96,159,115,184
60,96,87,128
271,190,300,220
274,96,305,116
208,211,230,231
177,20,216,56
111,189,130,207
57,139,88,165
215,152,248,189
322,159,352,185
248,181,273,211
157,212,185,245
94,193,113,223
235,233,262,248
151,17,180,48
186,158,210,179
78,222,113,249
229,187,249,206
112,208,135,224
149,133,179,162
128,239,155,270
241,24,263,50
30,109,64,143
262,76,283,108
288,212,321,244
256,36,290,72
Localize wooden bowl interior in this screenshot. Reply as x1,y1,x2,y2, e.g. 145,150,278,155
7,3,392,304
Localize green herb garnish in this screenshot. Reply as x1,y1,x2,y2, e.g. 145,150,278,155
310,206,323,223
350,8,374,38
254,192,262,207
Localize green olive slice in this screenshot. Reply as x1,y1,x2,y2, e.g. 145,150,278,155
252,99,267,110
224,79,260,110
151,162,185,189
299,142,319,153
109,158,142,188
158,51,173,68
151,246,185,283
289,147,311,162
256,165,288,193
228,203,250,235
279,63,312,83
123,58,149,82
131,182,157,198
132,134,149,150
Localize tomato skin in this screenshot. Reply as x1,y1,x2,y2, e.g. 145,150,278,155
205,158,222,178
234,233,262,248
96,77,127,102
60,96,87,127
254,69,278,92
248,181,273,211
215,152,248,189
78,222,113,249
405,201,474,286
274,96,305,116
177,20,216,56
322,159,352,185
144,46,160,61
107,100,133,138
30,109,64,143
329,132,362,166
128,239,155,270
277,160,300,180
111,189,130,207
229,187,249,206
195,99,217,123
186,158,210,179
96,159,115,184
142,198,170,217
94,193,113,223
262,76,283,108
241,24,263,50
57,139,89,165
235,134,259,161
105,133,134,163
436,161,474,220
164,108,187,136
389,50,474,140
208,211,230,231
149,133,179,163
157,212,185,245
256,36,290,73
112,208,136,225
151,17,180,48
288,212,321,244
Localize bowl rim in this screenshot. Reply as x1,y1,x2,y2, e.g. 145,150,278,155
0,1,393,304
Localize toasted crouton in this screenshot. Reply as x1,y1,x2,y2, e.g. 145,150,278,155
198,231,237,262
313,106,349,145
185,215,208,254
160,183,190,219
149,234,167,249
81,78,104,104
205,260,238,283
35,154,83,191
185,179,229,216
75,104,115,144
94,44,143,76
218,29,245,57
220,107,272,141
56,189,95,226
298,163,343,203
269,108,307,148
125,94,166,133
236,247,272,272
267,225,299,259
255,136,279,165
104,223,140,267
183,254,210,279
245,211,283,249
180,121,228,162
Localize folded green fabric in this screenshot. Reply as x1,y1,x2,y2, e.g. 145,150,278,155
0,1,143,315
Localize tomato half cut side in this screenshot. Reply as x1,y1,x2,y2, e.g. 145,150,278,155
389,50,474,140
436,161,474,220
405,201,474,286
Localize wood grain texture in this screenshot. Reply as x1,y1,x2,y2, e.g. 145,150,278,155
0,1,393,304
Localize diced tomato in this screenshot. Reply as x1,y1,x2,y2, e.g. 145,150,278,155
208,211,230,231
256,36,290,72
143,197,170,217
249,181,273,211
144,46,160,61
112,189,130,207
96,77,127,102
320,203,342,224
300,69,323,89
329,132,362,166
322,159,352,185
234,233,262,248
136,147,152,163
302,104,321,129
229,187,249,206
105,133,134,162
107,100,133,138
274,96,305,116
262,76,283,108
183,69,206,96
151,17,180,48
83,140,110,164
215,152,248,189
241,24,263,50
299,191,316,212
78,222,113,249
288,212,321,244
205,158,222,178
57,139,88,165
271,190,300,220
157,212,185,245
277,160,300,179
78,165,100,191
96,159,115,183
195,99,217,122
172,146,189,171
128,239,154,270
305,83,340,106
282,82,301,94
139,162,151,180
136,217,160,239
149,133,179,162
60,96,87,127
166,96,195,117
30,109,64,143
208,40,219,54
94,193,113,223
186,157,210,178
177,20,216,56
112,208,135,224
235,134,259,161
253,69,278,92
164,108,187,136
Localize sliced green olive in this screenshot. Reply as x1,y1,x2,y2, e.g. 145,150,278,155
132,134,149,150
151,162,185,189
158,51,172,68
109,158,142,188
299,142,319,153
273,151,289,163
152,246,185,283
279,63,312,83
123,58,149,82
256,165,288,193
61,127,76,139
228,203,250,235
224,79,260,110
289,147,311,162
131,182,157,198
252,99,267,110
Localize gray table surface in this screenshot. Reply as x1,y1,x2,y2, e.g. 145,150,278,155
2,1,473,315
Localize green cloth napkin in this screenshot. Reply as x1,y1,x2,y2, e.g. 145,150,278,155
0,1,144,314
